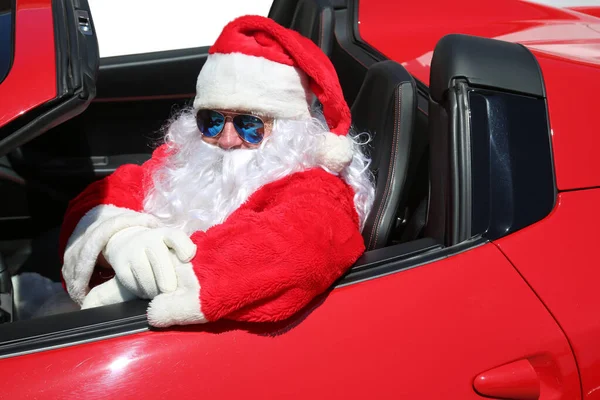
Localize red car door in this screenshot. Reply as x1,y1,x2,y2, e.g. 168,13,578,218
1,243,580,399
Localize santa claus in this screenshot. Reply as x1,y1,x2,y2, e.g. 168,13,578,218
59,15,375,327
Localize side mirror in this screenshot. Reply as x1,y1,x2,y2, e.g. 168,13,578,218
426,34,556,246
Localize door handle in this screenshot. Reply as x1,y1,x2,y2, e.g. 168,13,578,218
474,358,540,399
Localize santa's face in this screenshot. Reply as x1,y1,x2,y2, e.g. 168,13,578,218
143,108,374,235
197,109,274,150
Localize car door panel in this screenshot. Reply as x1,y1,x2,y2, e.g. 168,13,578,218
496,189,600,399
1,244,580,399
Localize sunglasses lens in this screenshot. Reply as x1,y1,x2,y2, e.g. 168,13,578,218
233,114,265,144
197,110,225,137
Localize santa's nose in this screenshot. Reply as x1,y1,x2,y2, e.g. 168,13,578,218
218,120,243,150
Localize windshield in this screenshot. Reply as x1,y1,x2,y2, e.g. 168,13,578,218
0,0,13,85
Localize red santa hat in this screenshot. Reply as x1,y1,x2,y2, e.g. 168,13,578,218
193,15,353,172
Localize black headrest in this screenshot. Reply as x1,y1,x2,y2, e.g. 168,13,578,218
351,61,417,250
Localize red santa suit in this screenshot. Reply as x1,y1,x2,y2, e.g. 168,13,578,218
59,15,372,327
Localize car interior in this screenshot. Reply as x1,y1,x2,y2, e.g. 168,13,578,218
0,0,555,356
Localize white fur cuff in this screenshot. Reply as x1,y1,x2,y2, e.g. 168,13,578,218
147,262,207,327
62,205,162,305
318,133,353,173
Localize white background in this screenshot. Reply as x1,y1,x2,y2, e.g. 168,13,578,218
527,0,600,5
88,0,600,58
88,0,274,58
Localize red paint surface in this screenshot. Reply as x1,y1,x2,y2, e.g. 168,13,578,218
0,0,56,128
496,189,600,400
534,53,600,190
2,244,579,399
569,7,600,19
358,0,600,190
358,0,597,85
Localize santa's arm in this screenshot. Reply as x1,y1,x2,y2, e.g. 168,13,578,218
59,145,170,304
147,168,365,326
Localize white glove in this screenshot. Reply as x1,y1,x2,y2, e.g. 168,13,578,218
82,277,138,309
102,226,197,299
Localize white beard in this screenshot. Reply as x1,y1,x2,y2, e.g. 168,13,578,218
143,110,375,235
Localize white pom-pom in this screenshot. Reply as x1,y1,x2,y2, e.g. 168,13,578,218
318,132,353,173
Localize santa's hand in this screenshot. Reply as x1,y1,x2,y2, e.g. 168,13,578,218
102,226,197,299
147,261,207,327
82,277,137,309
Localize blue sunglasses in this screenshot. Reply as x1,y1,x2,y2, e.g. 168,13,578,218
196,109,267,145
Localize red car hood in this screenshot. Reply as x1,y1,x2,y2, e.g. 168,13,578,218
359,0,600,190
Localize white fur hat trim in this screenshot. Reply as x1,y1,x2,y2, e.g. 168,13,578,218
194,52,311,120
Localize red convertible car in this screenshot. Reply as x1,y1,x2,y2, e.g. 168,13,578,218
0,0,599,398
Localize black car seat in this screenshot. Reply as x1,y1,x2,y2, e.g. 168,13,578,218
270,0,334,57
351,61,418,250
269,0,299,29
270,0,369,108
289,0,335,56
275,0,335,109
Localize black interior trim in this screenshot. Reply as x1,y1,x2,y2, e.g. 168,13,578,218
96,47,209,99
340,237,482,286
426,79,475,246
345,237,440,275
0,300,149,358
329,0,346,8
52,0,70,97
448,80,472,244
